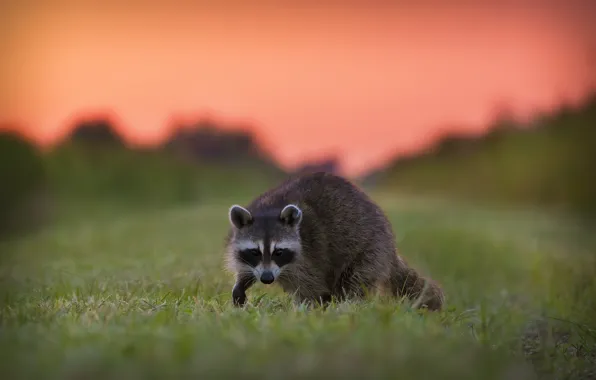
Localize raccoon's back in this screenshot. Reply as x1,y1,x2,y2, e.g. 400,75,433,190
248,172,396,263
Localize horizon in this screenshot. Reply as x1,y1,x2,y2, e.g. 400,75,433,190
3,91,596,179
2,2,596,176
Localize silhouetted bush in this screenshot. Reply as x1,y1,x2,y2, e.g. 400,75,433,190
293,157,340,175
164,119,286,176
67,118,124,147
166,123,252,161
430,133,476,157
0,131,47,236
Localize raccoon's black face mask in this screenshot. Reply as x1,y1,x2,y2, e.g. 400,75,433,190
227,204,303,283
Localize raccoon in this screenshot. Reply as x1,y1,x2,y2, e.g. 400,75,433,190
224,171,445,310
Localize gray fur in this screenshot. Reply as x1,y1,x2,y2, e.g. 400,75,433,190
224,172,445,310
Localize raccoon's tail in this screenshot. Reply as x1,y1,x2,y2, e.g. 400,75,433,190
389,256,445,311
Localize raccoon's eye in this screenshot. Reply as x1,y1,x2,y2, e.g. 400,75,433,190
272,249,287,257
239,248,261,258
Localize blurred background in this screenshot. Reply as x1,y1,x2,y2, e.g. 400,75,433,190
1,1,596,237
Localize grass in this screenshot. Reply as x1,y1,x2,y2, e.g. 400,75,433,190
1,193,595,379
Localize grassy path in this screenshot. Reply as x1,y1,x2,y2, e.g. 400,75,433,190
1,195,594,379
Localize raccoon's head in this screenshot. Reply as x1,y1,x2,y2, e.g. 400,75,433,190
226,203,303,285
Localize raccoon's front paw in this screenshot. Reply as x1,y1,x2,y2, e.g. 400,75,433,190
232,286,247,307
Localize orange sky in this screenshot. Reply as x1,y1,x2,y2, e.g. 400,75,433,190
1,1,595,176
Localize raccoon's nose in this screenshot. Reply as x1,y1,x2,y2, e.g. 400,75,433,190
260,271,275,284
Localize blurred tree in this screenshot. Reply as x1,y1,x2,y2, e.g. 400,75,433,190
373,91,596,218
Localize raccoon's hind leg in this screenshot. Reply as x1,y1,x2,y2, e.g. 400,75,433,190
232,273,256,307
389,256,445,311
333,257,381,301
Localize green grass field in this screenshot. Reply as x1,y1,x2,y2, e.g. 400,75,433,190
1,193,595,379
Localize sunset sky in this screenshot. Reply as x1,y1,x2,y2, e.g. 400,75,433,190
2,1,595,176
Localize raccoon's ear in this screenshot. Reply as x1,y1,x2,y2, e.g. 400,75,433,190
229,205,253,229
279,204,302,227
